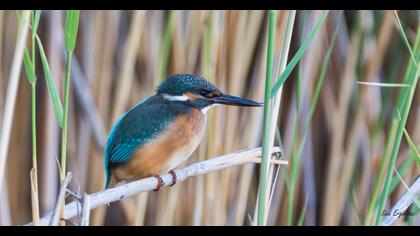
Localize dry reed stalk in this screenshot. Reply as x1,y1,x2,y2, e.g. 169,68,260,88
67,55,106,148
111,11,145,123
144,11,163,87
0,11,4,124
213,11,245,225
49,172,72,226
296,11,329,226
0,11,16,225
186,11,205,72
0,180,11,225
322,20,362,225
81,193,91,226
8,88,32,223
133,192,148,225
69,39,107,197
89,11,121,226
219,11,265,226
75,14,97,194
171,11,186,72
202,10,227,225
317,14,350,204
233,23,266,226
39,11,62,215
0,10,30,197
203,12,228,225
30,169,40,225
345,11,394,224
191,10,213,226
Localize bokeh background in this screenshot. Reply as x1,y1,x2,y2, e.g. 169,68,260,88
0,10,419,226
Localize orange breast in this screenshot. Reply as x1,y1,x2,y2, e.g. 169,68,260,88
112,108,206,183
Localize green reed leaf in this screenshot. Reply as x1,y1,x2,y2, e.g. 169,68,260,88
65,10,80,52
271,11,329,96
32,10,41,37
36,36,64,127
23,47,36,84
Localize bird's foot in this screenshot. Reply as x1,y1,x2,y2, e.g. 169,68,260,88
168,170,177,186
153,175,164,191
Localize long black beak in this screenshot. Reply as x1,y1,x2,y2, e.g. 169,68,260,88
212,94,262,107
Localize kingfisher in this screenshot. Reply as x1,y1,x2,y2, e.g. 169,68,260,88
104,74,262,190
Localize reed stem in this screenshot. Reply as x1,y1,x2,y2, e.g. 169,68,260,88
257,10,275,226
60,51,72,181
29,10,40,225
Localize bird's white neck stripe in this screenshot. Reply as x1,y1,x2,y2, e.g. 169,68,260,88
201,104,219,114
162,94,189,101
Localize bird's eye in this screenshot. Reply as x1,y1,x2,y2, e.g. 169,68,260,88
199,89,208,96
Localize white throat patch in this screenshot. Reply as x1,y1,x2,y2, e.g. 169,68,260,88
201,104,219,114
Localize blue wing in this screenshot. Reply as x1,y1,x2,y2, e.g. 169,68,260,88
104,95,188,188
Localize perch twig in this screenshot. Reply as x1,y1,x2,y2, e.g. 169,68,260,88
25,147,286,226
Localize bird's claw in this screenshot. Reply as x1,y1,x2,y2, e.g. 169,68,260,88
168,170,177,187
153,175,164,191
153,170,177,191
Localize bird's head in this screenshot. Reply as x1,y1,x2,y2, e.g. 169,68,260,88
156,74,262,112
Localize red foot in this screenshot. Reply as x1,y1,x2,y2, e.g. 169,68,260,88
168,170,177,187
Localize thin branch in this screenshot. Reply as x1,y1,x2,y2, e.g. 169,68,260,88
381,175,420,226
25,147,286,226
49,172,72,226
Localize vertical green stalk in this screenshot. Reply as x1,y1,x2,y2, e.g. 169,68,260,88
257,10,275,226
59,10,79,226
60,51,72,181
30,78,39,224
30,10,38,177
60,10,80,180
22,10,42,225
31,84,37,168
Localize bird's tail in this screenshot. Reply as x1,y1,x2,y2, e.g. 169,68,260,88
105,171,119,189
104,146,111,189
105,170,111,189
